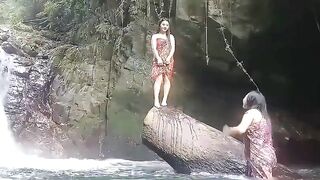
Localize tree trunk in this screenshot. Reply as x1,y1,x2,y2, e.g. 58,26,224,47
142,107,301,179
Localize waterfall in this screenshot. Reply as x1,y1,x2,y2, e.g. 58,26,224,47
0,47,139,171
0,48,22,159
0,43,169,175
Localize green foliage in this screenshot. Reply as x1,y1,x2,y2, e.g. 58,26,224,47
43,1,62,18
96,22,121,40
6,0,46,23
2,0,127,44
0,1,23,24
1,0,89,28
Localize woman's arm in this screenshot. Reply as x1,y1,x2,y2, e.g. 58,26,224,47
166,34,175,63
151,34,162,64
223,111,254,137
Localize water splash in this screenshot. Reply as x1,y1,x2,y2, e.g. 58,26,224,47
0,47,245,180
0,48,23,160
0,48,172,174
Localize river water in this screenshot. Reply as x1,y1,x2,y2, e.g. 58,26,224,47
0,158,250,180
0,46,247,180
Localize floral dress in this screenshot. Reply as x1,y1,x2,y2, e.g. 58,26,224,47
151,38,174,81
244,115,277,179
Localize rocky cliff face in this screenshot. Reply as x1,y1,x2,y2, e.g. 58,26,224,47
1,0,320,165
0,0,159,159
1,26,72,157
175,0,320,165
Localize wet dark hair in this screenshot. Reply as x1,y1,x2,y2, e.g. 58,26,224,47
243,91,270,121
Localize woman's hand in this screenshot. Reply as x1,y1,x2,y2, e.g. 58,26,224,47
157,57,163,66
223,125,230,136
165,57,171,65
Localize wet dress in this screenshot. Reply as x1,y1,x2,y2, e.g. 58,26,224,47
244,111,277,179
151,38,174,80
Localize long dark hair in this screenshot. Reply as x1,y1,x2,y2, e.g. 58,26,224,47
157,18,171,47
243,91,270,122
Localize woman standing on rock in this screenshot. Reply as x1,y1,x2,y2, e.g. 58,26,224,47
151,18,175,108
223,91,277,179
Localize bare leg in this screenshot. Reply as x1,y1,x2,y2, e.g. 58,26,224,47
161,75,171,106
154,75,163,108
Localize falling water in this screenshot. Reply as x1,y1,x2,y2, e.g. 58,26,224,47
0,48,22,160
0,47,253,180
0,47,175,179
0,45,314,179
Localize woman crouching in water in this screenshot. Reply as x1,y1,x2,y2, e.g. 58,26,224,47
223,91,277,179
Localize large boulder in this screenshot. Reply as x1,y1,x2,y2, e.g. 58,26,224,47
142,107,302,179
1,41,25,56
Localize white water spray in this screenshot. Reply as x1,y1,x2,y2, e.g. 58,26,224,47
0,48,22,159
0,39,250,180
0,47,172,174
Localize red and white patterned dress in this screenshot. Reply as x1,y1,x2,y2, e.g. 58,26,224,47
151,38,174,81
244,113,277,179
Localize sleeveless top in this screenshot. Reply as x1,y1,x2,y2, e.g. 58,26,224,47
151,38,174,80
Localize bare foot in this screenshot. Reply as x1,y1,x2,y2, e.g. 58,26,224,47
154,102,161,108
161,102,167,107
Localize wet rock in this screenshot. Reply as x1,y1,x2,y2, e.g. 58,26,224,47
49,43,112,158
1,42,24,56
0,33,9,41
4,0,318,164
272,110,320,165
208,0,271,39
21,44,38,57
143,107,302,179
1,28,77,158
13,22,34,33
